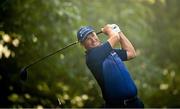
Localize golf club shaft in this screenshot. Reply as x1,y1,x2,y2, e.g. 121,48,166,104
96,31,102,35
25,41,78,69
24,31,102,69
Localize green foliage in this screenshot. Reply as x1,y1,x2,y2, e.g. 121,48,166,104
0,31,21,59
0,0,179,108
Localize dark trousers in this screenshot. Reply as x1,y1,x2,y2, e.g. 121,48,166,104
105,97,144,108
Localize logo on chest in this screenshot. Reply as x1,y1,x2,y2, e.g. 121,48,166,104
110,51,117,56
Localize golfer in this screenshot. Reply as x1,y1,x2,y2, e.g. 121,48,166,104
77,24,144,108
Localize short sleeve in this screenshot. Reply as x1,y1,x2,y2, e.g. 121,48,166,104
114,49,127,61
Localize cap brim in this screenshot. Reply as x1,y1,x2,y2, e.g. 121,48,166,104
80,30,94,42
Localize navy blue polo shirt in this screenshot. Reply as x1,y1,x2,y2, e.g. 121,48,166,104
86,41,137,102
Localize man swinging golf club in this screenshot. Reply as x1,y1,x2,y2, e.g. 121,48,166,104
77,24,144,108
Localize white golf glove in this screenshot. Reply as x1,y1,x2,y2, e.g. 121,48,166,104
110,24,121,39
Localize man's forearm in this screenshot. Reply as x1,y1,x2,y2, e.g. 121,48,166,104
102,24,120,48
107,35,119,48
119,32,136,60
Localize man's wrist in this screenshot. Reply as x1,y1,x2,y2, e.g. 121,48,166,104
118,32,123,40
106,31,115,37
112,34,120,41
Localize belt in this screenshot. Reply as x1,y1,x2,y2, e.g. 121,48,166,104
106,96,138,106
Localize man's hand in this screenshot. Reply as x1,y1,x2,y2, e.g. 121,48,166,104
101,24,119,48
110,24,121,33
110,24,121,39
101,24,119,38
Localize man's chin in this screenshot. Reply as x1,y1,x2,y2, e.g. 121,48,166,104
93,43,100,47
89,44,99,49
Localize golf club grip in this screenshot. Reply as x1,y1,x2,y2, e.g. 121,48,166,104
96,31,102,35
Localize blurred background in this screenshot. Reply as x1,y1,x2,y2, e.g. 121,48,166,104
0,0,180,108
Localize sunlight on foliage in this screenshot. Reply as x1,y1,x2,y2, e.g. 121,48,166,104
24,93,31,99
37,82,50,92
8,93,19,102
0,31,21,59
36,105,43,109
160,83,169,90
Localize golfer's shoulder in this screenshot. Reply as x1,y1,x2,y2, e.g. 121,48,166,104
86,42,112,63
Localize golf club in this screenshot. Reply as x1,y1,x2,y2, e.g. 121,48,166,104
20,31,103,81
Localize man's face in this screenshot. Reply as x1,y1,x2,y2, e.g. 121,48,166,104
82,32,101,49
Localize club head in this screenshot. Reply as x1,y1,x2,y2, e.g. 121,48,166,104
20,68,28,81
